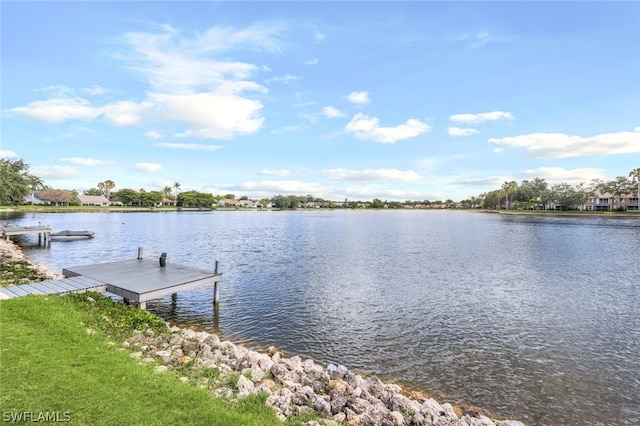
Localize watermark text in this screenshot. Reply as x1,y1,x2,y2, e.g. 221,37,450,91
2,412,71,423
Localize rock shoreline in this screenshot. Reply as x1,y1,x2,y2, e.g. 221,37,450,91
125,325,524,426
1,238,524,425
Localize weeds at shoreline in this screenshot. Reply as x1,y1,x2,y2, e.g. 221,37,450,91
0,258,52,287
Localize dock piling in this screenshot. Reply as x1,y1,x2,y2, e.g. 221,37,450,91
213,260,220,306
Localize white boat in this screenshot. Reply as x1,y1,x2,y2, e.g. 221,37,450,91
50,230,95,240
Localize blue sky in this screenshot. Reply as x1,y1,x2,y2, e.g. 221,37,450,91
2,1,639,201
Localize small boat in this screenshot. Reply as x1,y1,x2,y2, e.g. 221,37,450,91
50,230,95,240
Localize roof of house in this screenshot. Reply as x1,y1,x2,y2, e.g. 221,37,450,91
78,195,110,204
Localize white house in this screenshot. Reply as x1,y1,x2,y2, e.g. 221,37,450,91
77,195,110,206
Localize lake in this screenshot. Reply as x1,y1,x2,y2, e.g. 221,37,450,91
3,210,639,426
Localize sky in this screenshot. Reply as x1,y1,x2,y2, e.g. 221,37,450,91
2,1,639,202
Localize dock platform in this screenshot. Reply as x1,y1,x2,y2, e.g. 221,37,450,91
1,225,52,244
0,249,222,309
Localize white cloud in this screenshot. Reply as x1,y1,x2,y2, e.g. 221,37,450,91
144,130,162,139
346,91,371,105
489,130,640,158
82,85,110,96
522,167,607,185
119,24,282,93
450,111,514,124
259,169,290,177
102,100,152,126
304,59,319,65
265,74,301,85
448,127,479,136
154,143,223,151
345,113,431,143
34,84,75,97
634,126,640,132
322,106,344,118
60,157,114,166
150,87,265,139
103,23,278,138
31,166,81,179
8,97,101,122
493,148,504,153
7,96,151,126
0,150,17,158
313,30,326,43
134,163,162,173
324,168,421,182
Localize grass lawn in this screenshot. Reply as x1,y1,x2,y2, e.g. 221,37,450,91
0,295,281,426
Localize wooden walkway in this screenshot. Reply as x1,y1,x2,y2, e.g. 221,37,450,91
0,275,106,299
0,250,222,309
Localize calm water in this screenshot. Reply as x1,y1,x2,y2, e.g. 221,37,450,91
3,210,639,426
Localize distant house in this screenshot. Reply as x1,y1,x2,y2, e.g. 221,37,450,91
582,191,639,211
238,199,256,208
78,195,110,206
23,194,46,205
220,199,239,208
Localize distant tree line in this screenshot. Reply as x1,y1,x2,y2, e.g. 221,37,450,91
3,158,638,211
473,169,640,211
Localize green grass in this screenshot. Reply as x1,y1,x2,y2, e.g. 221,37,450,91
0,295,282,426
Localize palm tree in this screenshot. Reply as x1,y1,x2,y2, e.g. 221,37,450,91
501,181,517,209
630,168,640,213
173,182,181,206
104,180,115,200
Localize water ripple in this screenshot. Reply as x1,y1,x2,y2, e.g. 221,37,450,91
4,210,639,426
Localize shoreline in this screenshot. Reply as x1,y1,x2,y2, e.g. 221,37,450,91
0,238,526,425
3,205,639,218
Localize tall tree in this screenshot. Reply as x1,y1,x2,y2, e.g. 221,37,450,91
112,188,140,205
103,180,116,199
0,158,38,205
83,188,99,196
630,168,640,212
550,183,587,210
37,189,71,206
501,181,518,209
162,186,172,200
26,175,45,204
601,176,632,211
173,182,181,204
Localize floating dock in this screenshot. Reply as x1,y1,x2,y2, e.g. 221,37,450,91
0,248,222,309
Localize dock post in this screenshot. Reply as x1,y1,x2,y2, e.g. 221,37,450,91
137,247,143,259
213,261,220,306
